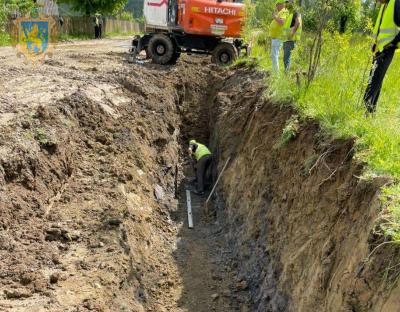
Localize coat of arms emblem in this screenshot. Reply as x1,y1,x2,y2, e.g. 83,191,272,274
10,6,58,65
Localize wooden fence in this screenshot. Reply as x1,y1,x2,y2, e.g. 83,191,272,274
60,17,141,37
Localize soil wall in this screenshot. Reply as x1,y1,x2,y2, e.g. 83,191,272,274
0,54,222,311
209,67,400,312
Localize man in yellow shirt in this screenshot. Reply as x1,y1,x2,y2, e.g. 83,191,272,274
269,0,288,72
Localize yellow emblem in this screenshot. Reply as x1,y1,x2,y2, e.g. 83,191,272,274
10,15,58,66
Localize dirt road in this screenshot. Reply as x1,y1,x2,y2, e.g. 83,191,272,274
0,39,249,311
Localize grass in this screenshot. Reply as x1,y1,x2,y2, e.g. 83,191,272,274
58,33,93,42
243,31,400,241
56,32,137,42
0,32,11,46
105,31,137,38
274,115,300,149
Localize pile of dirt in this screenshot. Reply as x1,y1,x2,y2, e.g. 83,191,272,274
208,66,400,311
0,40,237,311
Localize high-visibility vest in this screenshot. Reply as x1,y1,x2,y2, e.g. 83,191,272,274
269,9,289,39
373,0,400,53
193,143,211,161
283,13,302,41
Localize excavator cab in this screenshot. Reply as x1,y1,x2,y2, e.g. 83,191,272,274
168,0,179,27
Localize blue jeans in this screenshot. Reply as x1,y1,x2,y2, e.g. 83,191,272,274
283,41,296,72
271,39,282,73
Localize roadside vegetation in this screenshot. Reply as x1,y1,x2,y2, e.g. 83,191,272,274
242,0,400,242
0,32,10,46
0,0,139,46
58,31,137,42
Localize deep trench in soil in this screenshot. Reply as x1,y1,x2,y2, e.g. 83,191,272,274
1,51,400,312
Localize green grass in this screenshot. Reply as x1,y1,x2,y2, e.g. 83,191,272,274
1,31,135,46
243,31,400,241
58,33,93,41
105,31,137,38
0,32,11,46
58,31,137,42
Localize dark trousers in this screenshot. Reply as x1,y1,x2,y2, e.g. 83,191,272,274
283,41,295,72
195,155,212,192
95,26,100,39
364,47,396,113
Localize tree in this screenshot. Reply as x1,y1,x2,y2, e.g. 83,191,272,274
244,0,369,83
124,0,143,18
59,0,128,16
0,0,37,31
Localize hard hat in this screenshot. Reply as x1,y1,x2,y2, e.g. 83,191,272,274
189,139,196,145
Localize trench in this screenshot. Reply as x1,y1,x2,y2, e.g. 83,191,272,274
1,50,400,312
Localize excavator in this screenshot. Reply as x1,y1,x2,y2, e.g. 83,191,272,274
130,0,246,66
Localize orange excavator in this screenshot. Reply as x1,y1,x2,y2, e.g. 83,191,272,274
130,0,246,65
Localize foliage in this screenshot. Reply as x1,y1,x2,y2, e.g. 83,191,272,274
105,30,138,37
380,185,400,242
0,32,10,46
0,0,37,31
59,0,128,16
124,0,143,18
116,11,134,21
244,0,368,33
35,128,49,146
58,33,92,41
275,115,300,148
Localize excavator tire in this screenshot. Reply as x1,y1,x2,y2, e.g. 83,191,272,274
212,42,238,66
148,34,175,65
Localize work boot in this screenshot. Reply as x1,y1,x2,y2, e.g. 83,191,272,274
193,190,205,196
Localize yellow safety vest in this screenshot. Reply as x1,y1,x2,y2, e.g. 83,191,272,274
194,143,211,161
283,13,302,41
269,9,289,39
373,0,400,53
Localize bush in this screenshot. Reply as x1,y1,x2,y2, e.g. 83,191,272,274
117,11,135,21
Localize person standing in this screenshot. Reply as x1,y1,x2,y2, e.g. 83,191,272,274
93,15,100,39
188,140,212,196
364,0,400,114
269,0,288,73
282,0,302,72
98,15,104,39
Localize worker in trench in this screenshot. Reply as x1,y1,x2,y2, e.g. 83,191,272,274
188,140,212,196
364,0,400,114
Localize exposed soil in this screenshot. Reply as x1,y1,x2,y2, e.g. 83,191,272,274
0,39,246,312
208,67,400,312
0,39,400,312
